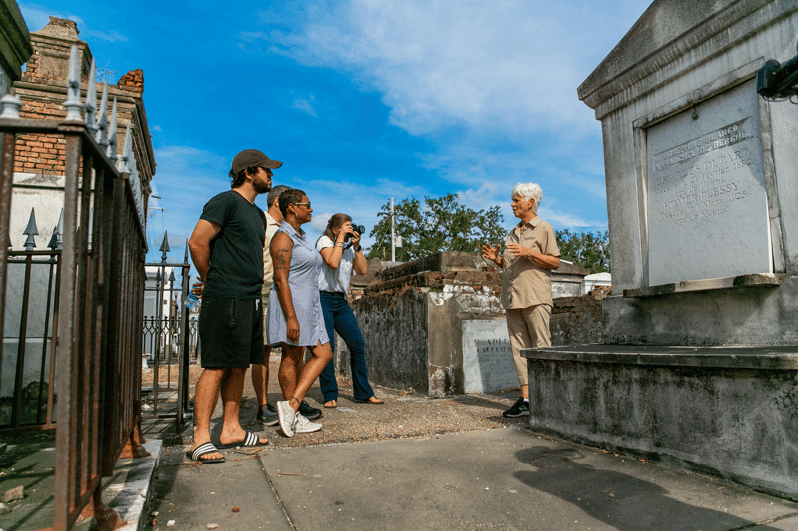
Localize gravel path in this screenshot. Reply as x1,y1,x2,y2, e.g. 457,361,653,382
165,356,528,449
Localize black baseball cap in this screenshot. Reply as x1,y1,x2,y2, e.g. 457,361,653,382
231,149,283,174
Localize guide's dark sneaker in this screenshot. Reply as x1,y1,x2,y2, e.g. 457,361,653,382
257,404,279,426
299,400,322,420
503,398,529,418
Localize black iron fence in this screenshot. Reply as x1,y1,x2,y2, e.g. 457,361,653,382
143,236,195,421
1,247,60,430
0,44,151,529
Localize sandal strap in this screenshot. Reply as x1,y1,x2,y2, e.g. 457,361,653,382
192,442,219,460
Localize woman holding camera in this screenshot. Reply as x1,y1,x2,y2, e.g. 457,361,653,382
316,214,383,408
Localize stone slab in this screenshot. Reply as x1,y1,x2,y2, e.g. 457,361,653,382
462,319,515,393
522,344,798,370
523,345,798,500
602,275,798,346
102,440,161,531
146,446,292,531
646,79,771,285
624,273,781,298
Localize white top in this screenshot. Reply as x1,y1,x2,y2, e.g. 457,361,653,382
316,235,356,295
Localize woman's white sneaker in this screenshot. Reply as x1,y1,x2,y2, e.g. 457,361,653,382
294,413,322,434
277,401,296,438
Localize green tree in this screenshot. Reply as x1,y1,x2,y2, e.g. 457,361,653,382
366,193,506,261
555,229,610,274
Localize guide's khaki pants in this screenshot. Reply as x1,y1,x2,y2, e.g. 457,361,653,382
505,304,552,386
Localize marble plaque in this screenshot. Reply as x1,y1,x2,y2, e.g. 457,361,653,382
646,80,772,286
462,320,516,394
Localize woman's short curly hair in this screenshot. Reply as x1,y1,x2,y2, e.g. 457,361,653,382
278,189,306,218
512,183,542,214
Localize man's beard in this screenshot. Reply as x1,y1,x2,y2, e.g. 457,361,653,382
253,179,271,194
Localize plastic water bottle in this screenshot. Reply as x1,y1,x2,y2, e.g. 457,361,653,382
185,293,200,309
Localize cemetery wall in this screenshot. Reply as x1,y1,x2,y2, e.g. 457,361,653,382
336,252,605,396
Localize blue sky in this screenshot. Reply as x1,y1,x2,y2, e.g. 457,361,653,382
19,1,649,264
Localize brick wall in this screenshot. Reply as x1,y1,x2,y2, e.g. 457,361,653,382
550,286,611,345
11,18,151,181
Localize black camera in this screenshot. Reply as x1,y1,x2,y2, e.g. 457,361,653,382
351,223,366,235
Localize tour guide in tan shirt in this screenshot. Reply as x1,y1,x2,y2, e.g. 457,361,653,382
481,183,560,418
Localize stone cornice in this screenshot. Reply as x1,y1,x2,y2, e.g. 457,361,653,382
0,0,32,81
578,0,797,115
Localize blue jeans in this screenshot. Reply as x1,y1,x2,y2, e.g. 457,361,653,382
319,291,375,402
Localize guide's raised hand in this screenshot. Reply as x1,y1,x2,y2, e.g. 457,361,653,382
480,242,501,262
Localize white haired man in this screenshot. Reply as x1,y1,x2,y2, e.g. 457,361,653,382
481,183,560,418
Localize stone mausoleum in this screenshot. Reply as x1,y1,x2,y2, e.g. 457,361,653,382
0,16,156,416
525,0,798,501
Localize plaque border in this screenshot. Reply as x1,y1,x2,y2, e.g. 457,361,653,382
630,59,783,288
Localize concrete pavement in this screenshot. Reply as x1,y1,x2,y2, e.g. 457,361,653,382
1,354,797,531
141,373,798,531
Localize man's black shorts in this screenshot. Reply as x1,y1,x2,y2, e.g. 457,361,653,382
198,296,263,369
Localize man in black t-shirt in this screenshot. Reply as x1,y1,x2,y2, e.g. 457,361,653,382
186,149,281,463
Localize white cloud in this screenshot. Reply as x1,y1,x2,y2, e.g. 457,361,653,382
539,207,606,231
263,0,638,138
291,94,319,117
19,3,82,31
82,28,127,42
19,3,127,42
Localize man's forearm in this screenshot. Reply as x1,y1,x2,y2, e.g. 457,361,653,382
190,244,211,281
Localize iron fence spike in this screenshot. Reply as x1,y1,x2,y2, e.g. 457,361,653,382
160,230,170,253
107,98,118,160
169,270,176,283
47,227,58,250
96,83,109,147
64,44,83,122
119,122,133,173
23,208,38,237
23,208,38,250
84,58,97,134
55,208,63,236
55,208,63,250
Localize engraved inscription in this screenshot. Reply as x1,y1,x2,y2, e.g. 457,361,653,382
651,118,755,228
474,338,511,362
463,325,516,394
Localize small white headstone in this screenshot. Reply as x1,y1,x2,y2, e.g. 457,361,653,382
462,320,516,393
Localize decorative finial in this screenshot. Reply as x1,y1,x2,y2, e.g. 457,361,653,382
84,58,98,134
107,98,117,161
23,208,39,250
0,89,23,120
64,45,84,122
96,83,108,147
119,122,133,173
